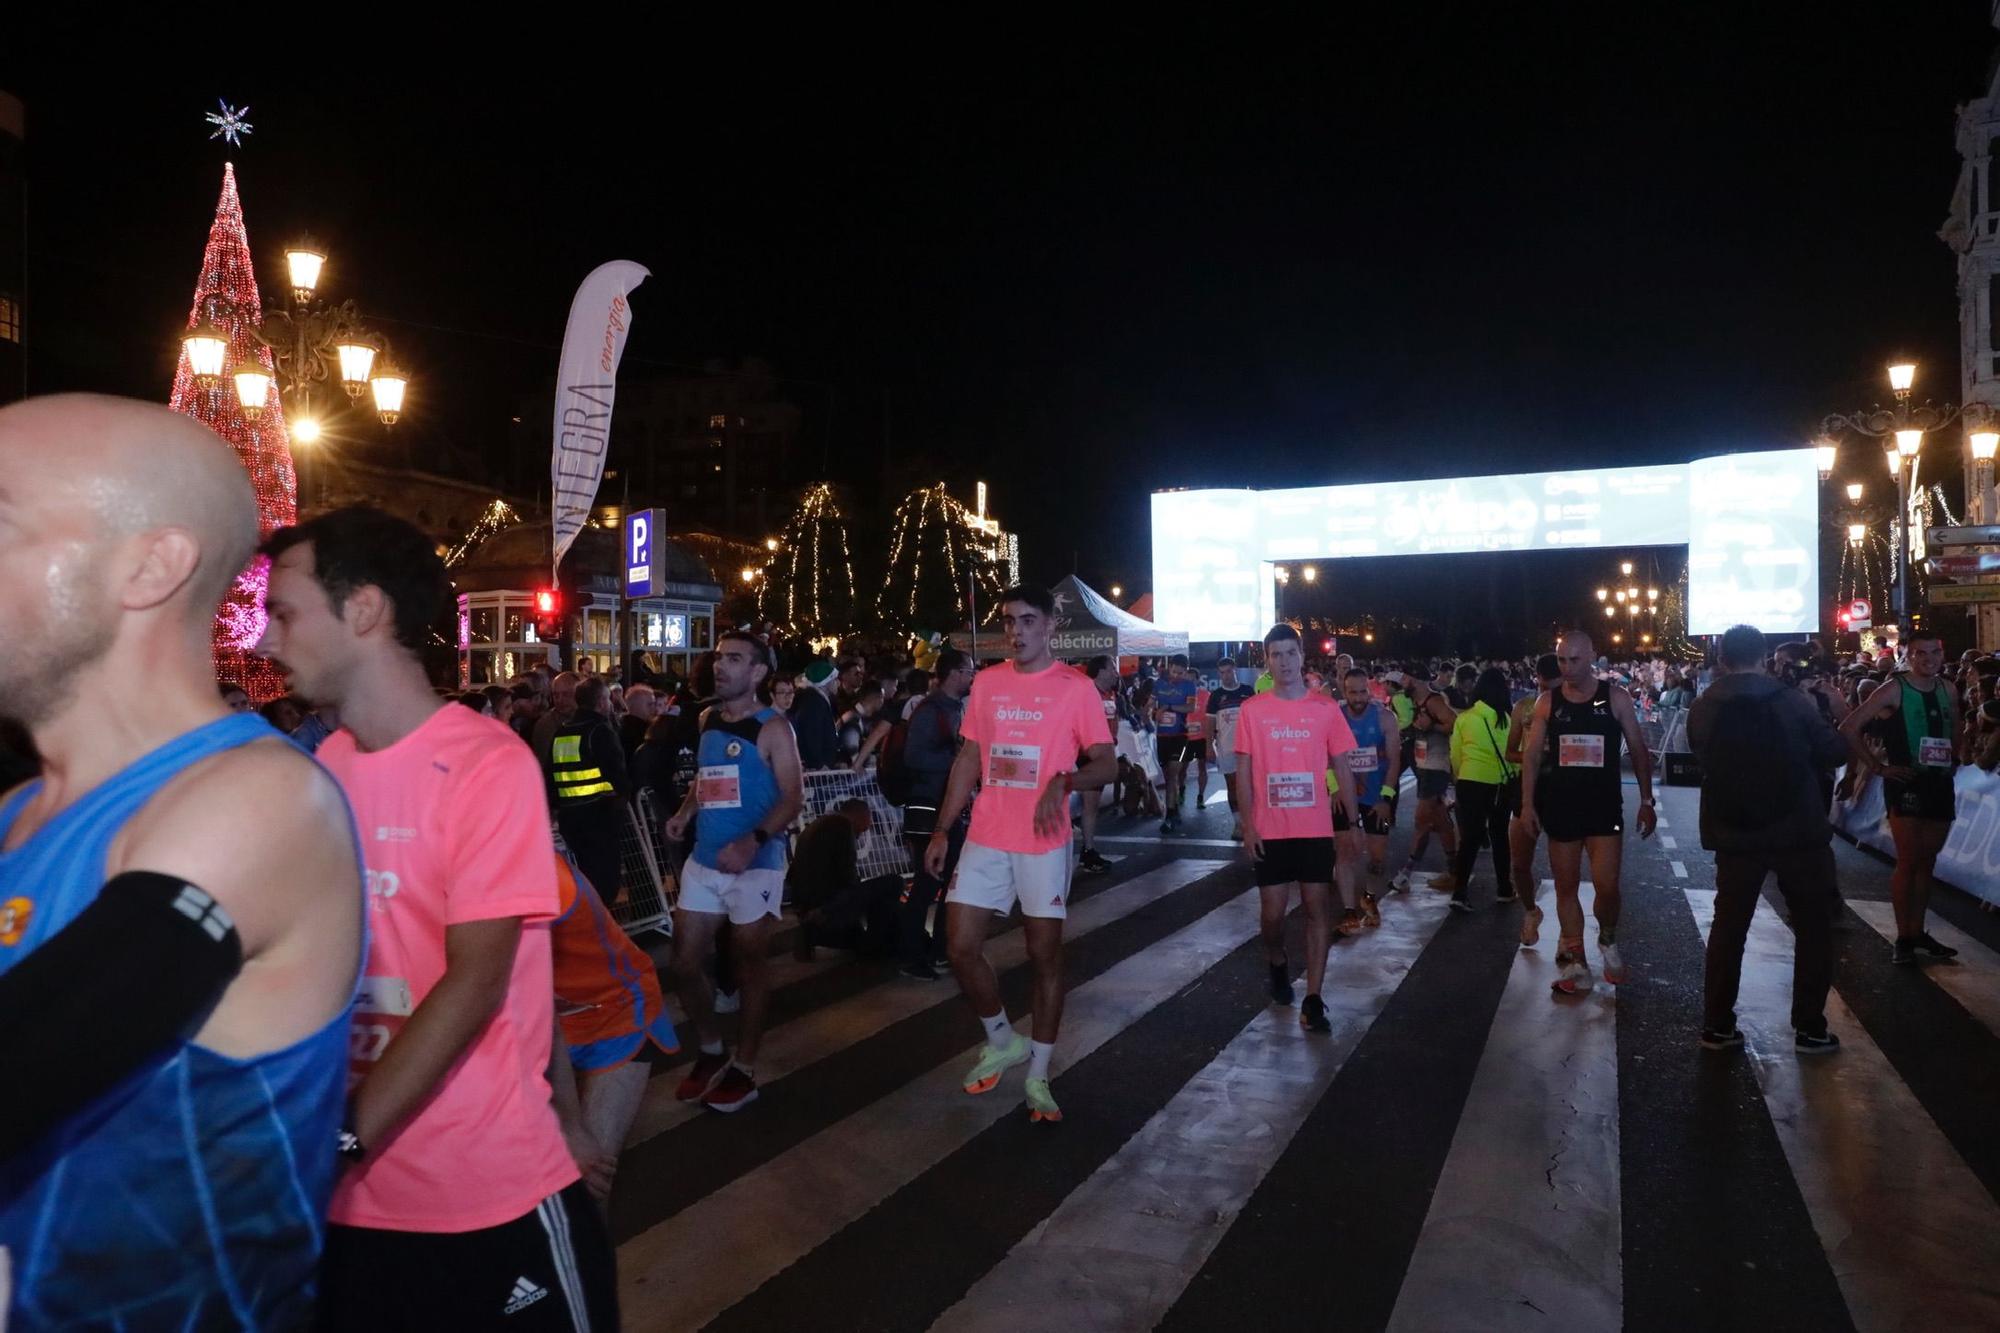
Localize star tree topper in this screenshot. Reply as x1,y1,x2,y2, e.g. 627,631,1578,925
205,100,253,147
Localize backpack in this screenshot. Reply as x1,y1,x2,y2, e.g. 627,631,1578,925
1700,689,1800,831
877,711,916,806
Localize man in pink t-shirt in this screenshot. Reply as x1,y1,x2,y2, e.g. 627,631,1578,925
1234,623,1362,1034
924,586,1116,1125
257,507,616,1332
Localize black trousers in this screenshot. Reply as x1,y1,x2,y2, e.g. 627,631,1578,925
1450,777,1513,898
902,807,965,965
1704,843,1836,1036
317,1180,617,1331
558,801,625,906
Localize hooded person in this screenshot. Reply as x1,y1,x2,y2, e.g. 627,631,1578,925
791,659,840,769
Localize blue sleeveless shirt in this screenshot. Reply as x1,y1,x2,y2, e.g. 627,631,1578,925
0,713,364,1331
693,707,787,872
1343,702,1389,805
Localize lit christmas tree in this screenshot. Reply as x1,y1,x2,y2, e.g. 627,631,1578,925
768,483,858,632
168,162,296,700
876,483,1003,632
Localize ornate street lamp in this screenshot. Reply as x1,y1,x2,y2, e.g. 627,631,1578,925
1846,481,1864,503
1815,437,1838,479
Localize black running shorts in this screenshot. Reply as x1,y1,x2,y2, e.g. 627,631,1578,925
1886,773,1955,822
1157,736,1202,764
1253,836,1336,887
1535,782,1624,842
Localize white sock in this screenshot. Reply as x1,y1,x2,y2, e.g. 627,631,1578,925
700,1038,723,1056
980,1011,1013,1046
1028,1040,1055,1082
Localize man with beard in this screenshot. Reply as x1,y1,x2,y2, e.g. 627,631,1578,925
0,396,363,1329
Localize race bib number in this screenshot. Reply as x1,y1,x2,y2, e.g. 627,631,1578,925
1413,738,1430,765
1919,736,1954,768
1266,771,1317,809
697,764,742,809
1159,711,1179,728
1103,698,1118,719
349,975,415,1084
987,743,1042,789
1558,734,1606,768
1344,747,1379,773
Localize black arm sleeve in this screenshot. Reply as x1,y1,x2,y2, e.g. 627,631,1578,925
0,871,244,1160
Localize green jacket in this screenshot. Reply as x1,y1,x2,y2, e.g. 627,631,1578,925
1450,700,1515,785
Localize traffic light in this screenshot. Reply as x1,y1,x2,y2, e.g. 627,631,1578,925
531,588,563,641
1321,637,1336,654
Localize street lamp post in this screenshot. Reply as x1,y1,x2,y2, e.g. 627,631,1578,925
182,238,409,511
1819,360,1996,632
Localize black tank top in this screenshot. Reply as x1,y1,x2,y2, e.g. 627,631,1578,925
1542,680,1622,787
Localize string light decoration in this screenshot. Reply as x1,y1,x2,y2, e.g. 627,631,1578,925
877,482,1006,630
768,483,858,632
168,163,296,701
443,498,520,567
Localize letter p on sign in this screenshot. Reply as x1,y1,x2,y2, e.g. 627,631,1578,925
630,513,649,564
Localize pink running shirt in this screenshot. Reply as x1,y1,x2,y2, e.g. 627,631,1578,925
963,660,1114,854
1233,691,1357,841
318,704,580,1232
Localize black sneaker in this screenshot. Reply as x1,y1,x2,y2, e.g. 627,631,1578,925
1300,993,1331,1033
1699,1027,1745,1050
1078,848,1113,875
1795,1029,1841,1055
899,959,941,981
1892,938,1919,966
1268,962,1294,1005
1494,890,1517,904
1914,933,1960,961
1448,893,1474,915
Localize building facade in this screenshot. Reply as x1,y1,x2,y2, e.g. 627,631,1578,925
1945,34,2000,646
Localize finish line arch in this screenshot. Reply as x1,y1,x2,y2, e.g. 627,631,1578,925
1150,449,1819,641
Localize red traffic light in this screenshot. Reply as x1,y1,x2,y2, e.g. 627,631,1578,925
1321,638,1335,654
535,589,558,615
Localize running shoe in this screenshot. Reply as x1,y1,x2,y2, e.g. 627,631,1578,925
713,988,742,1014
1494,889,1517,903
1601,943,1628,985
1698,1027,1745,1051
1078,848,1113,875
1300,993,1331,1033
701,1065,759,1113
1795,1029,1842,1055
1426,873,1460,894
1448,893,1473,915
1389,867,1413,894
1160,816,1178,836
1361,892,1382,928
1551,959,1595,996
675,1050,731,1102
1892,938,1919,966
1338,909,1365,936
1519,905,1544,949
899,959,942,981
963,1033,1030,1094
1269,962,1295,1005
1913,933,1960,961
1025,1076,1063,1123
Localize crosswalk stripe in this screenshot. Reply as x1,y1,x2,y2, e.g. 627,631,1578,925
1843,899,2000,1039
616,888,1269,1331
621,860,1228,1148
1093,835,1240,848
1684,890,2000,1331
1660,834,1677,848
934,892,1455,1332
1670,859,1688,878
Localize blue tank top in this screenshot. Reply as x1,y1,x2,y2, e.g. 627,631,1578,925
0,713,364,1331
1342,702,1388,799
694,707,787,871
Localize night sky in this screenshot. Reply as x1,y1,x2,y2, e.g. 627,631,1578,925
8,10,1996,630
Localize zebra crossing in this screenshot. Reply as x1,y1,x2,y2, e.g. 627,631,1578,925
607,787,2000,1331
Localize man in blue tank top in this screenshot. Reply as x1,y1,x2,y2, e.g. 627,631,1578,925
1334,667,1402,930
0,395,365,1330
663,629,804,1113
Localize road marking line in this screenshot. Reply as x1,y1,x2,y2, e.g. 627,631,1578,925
1670,861,1688,879
1845,899,2000,1040
1660,835,1677,849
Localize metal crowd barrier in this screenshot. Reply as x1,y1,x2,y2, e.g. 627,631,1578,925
610,788,676,937
795,767,912,880
1637,705,1688,761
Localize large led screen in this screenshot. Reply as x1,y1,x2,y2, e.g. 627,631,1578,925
1151,449,1818,640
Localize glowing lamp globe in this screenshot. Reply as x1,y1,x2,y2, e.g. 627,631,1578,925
292,416,322,445
335,339,378,396
285,245,326,302
182,319,230,389
370,365,408,425
1887,362,1917,395
1815,440,1837,477
1972,430,2000,463
231,362,273,419
1847,523,1866,546
1846,482,1864,502
1895,428,1923,458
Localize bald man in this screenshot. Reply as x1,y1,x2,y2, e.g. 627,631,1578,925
1518,630,1656,996
0,395,364,1329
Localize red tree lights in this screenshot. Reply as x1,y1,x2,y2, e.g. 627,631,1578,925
167,163,297,701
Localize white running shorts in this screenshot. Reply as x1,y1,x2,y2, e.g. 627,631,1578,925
947,840,1073,920
679,860,785,925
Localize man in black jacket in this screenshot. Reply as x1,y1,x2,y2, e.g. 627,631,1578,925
791,660,840,770
899,649,973,979
1688,624,1849,1055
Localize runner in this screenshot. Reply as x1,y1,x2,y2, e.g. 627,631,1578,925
1390,672,1459,892
1518,630,1657,996
0,396,363,1329
663,630,805,1112
1152,653,1202,833
1186,673,1213,812
1444,666,1519,913
924,586,1115,1124
1206,657,1260,841
1077,655,1122,875
1839,632,1961,964
1236,624,1362,1032
1334,667,1401,932
1508,653,1562,946
261,505,618,1330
